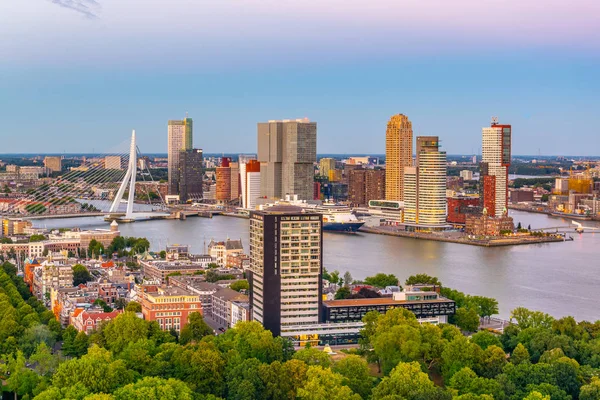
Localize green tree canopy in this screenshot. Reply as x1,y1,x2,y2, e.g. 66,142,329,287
297,366,361,400
229,279,249,292
364,273,399,288
180,312,213,345
113,377,194,400
372,361,437,400
73,264,94,286
405,274,441,286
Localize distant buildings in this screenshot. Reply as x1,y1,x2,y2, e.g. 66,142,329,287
403,136,447,227
460,170,474,180
44,156,62,173
208,238,244,267
249,205,322,337
319,158,336,178
104,156,123,170
257,118,317,201
447,197,480,225
385,114,413,201
465,213,514,236
481,118,511,217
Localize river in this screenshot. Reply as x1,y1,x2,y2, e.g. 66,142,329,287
33,210,600,322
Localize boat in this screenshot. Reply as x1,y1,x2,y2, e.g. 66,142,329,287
260,195,365,233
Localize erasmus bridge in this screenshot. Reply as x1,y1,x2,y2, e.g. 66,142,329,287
0,130,171,222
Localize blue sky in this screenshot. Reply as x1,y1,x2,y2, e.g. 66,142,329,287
1,0,599,155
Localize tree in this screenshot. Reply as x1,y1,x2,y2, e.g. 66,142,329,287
113,377,193,400
258,359,308,400
343,271,353,287
364,273,399,288
297,366,361,400
335,286,351,299
372,361,437,400
180,312,213,345
441,335,484,381
580,377,600,400
329,270,341,285
1,350,41,399
332,355,373,399
523,391,551,400
87,239,105,259
72,264,93,286
159,250,167,259
511,307,555,329
471,331,503,350
114,297,128,310
102,312,149,353
125,301,142,313
405,274,441,286
230,280,249,292
449,367,505,399
29,234,47,242
477,345,507,378
0,237,13,244
293,347,332,368
455,307,480,332
517,222,522,230
469,296,499,320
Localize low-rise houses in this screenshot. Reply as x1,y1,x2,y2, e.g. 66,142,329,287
138,285,202,333
31,258,74,300
71,308,122,333
208,238,244,267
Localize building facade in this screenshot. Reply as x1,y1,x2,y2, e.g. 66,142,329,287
465,213,515,236
241,159,261,209
179,149,203,202
319,158,336,178
168,117,193,196
216,157,233,202
385,114,413,201
139,285,202,333
481,118,511,216
249,206,322,337
44,156,62,173
104,156,123,170
348,169,386,206
257,119,317,201
403,136,447,227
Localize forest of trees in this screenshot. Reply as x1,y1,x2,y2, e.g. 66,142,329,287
1,262,600,399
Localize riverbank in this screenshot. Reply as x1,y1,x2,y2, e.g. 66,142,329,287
508,204,598,222
359,226,565,247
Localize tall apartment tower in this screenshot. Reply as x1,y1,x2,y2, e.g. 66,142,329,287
385,114,413,201
216,157,232,202
43,156,62,174
403,136,447,226
249,206,323,337
319,158,336,178
168,117,193,195
481,118,511,217
179,149,203,202
241,159,261,209
257,119,317,201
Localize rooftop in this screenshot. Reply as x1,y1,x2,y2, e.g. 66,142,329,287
323,297,452,307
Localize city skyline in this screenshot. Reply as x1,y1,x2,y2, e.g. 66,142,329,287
1,1,599,155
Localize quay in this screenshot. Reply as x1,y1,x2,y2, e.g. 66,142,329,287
359,226,565,247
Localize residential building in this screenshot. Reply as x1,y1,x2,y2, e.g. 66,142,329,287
31,259,74,300
403,136,447,228
509,189,535,203
460,170,474,180
179,149,203,202
212,287,249,328
348,169,386,206
319,158,336,178
241,159,261,209
249,206,322,337
554,178,570,195
71,308,122,334
165,244,190,260
257,118,317,201
216,157,233,202
169,277,218,316
104,156,123,170
2,218,32,236
168,117,193,196
465,213,515,236
140,256,213,282
79,221,120,251
208,238,244,267
139,285,202,332
231,301,251,327
385,114,413,201
44,156,62,173
481,118,511,216
447,197,481,224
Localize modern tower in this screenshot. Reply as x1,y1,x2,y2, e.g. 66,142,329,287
403,136,447,227
168,117,193,196
257,118,317,201
481,118,511,217
385,114,413,201
179,149,203,202
249,205,323,337
241,159,261,209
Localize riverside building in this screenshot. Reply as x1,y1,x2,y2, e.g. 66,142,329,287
385,114,413,201
167,117,193,196
481,118,511,217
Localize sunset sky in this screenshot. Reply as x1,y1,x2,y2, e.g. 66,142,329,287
1,0,598,155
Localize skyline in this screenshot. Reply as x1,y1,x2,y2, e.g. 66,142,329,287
1,0,599,155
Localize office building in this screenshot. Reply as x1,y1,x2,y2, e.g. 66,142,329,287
168,117,193,196
481,118,511,217
104,156,123,170
403,136,447,227
249,206,322,337
216,157,233,202
460,170,474,180
348,169,386,206
44,156,62,173
241,159,261,209
319,158,336,178
230,162,240,201
257,118,317,201
385,114,413,201
179,149,203,202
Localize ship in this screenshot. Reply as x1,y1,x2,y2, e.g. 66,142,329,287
259,195,365,233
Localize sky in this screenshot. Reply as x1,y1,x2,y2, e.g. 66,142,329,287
1,0,599,156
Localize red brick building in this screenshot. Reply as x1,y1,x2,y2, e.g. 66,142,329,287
71,308,122,334
447,197,480,224
139,285,202,333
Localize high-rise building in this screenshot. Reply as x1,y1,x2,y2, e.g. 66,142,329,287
241,160,261,209
481,118,511,217
348,169,386,206
239,155,258,209
257,118,317,201
230,162,240,201
403,136,447,227
104,156,123,170
216,157,232,202
365,170,386,204
168,117,193,195
249,206,323,337
319,158,336,178
44,156,62,174
385,114,413,201
179,149,203,202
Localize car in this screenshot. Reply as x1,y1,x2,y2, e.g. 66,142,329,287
218,327,226,332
